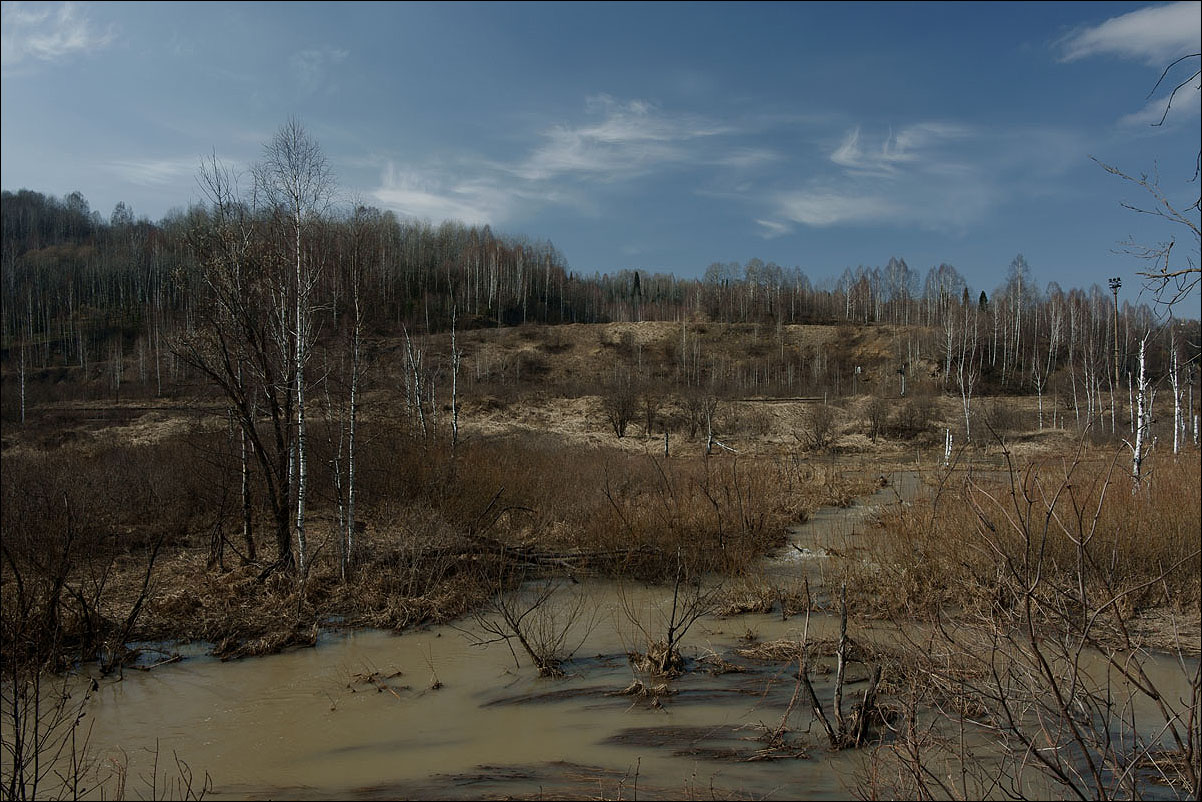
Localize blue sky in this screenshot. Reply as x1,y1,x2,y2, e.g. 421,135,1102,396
2,2,1199,303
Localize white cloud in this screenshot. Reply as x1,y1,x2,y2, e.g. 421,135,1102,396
366,95,747,226
371,162,511,226
290,46,349,94
514,95,732,181
1119,73,1202,124
1,2,114,70
713,147,780,169
774,189,900,227
1059,2,1201,65
755,218,792,238
763,121,998,233
768,177,994,233
103,157,204,187
830,123,970,176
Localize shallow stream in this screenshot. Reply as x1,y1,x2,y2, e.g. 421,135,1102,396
53,465,1199,799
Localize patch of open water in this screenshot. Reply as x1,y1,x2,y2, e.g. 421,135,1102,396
48,461,1198,799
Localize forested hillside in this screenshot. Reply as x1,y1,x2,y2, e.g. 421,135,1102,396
3,185,1197,419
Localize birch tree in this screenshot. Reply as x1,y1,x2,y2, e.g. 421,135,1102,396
1169,328,1182,454
254,119,334,575
1127,333,1156,490
330,207,370,580
953,295,980,442
450,302,461,451
179,156,296,573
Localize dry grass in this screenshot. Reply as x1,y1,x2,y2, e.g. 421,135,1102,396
358,422,862,580
2,403,876,666
843,448,1202,644
7,319,1178,668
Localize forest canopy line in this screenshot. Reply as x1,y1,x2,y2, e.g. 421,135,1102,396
1,184,1196,403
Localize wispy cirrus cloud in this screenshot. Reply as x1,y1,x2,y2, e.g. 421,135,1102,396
1119,72,1202,125
370,95,740,224
1,2,114,71
830,122,971,176
713,147,780,169
758,122,990,235
103,156,201,187
1057,1,1200,65
372,162,518,226
290,46,349,95
512,94,733,181
754,218,792,238
768,176,994,233
773,189,899,228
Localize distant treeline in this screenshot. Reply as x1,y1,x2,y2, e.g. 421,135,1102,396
1,187,1196,403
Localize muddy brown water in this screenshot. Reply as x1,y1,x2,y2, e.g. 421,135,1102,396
41,465,1198,799
78,586,875,800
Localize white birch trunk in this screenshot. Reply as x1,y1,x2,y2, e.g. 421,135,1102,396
403,327,427,439
241,372,256,563
1129,371,1135,434
1034,372,1044,431
154,319,162,397
1190,378,1197,445
1167,335,1179,454
346,362,357,577
1109,374,1116,435
1130,336,1153,491
292,197,309,574
18,346,26,425
450,306,460,450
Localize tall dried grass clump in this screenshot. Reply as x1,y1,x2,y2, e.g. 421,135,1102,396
356,422,832,580
847,449,1202,627
850,448,1201,801
580,454,833,578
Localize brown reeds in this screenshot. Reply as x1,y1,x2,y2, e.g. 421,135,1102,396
846,444,1202,801
2,405,872,672
847,447,1202,629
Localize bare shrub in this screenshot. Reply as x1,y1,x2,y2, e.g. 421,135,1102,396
639,385,665,437
848,445,1202,800
798,584,884,751
887,394,935,440
980,397,1022,439
680,390,719,441
621,549,721,678
849,448,1201,618
468,573,599,678
865,395,890,443
595,454,821,580
600,371,638,438
718,403,773,438
798,404,839,451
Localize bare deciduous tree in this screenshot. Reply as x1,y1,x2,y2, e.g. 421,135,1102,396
864,446,1201,800
255,118,335,576
1098,53,1200,310
179,156,297,573
601,370,638,438
798,403,838,452
865,394,890,443
639,385,664,438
